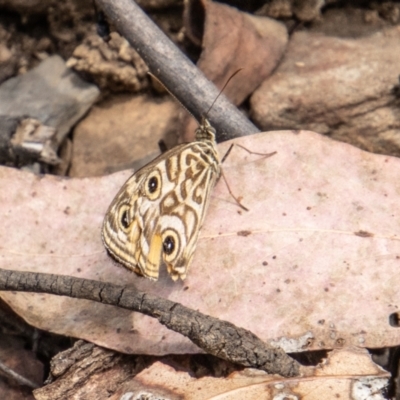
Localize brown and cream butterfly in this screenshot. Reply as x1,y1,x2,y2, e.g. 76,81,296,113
102,118,220,281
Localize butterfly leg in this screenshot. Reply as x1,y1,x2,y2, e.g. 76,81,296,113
221,143,276,164
158,139,168,154
236,143,277,159
221,144,234,164
220,169,249,212
219,143,276,211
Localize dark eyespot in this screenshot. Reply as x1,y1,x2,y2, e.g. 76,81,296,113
145,171,162,200
121,210,129,229
163,236,175,255
148,176,158,193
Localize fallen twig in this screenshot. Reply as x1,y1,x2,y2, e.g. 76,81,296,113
94,0,259,141
0,268,300,377
0,358,39,389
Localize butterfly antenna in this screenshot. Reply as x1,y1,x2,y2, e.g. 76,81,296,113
204,68,243,118
147,72,194,118
148,69,243,122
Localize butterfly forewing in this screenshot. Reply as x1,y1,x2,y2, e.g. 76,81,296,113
102,123,220,281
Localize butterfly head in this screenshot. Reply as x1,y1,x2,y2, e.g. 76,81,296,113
195,117,217,143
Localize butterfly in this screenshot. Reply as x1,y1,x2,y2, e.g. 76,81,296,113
102,118,221,281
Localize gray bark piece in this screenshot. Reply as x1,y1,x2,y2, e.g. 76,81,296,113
0,55,100,148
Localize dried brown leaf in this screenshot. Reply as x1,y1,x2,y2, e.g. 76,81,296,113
1,131,400,354
193,1,288,105
109,348,389,400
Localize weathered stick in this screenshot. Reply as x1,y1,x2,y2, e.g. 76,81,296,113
0,268,300,377
94,0,260,141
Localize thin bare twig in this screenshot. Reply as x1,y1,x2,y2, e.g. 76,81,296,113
0,359,39,389
0,268,300,377
94,0,260,142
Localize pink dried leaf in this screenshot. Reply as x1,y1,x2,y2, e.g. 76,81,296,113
0,130,399,354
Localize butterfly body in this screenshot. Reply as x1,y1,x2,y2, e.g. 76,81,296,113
102,119,220,280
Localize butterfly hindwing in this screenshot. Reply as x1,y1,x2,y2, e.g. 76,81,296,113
102,135,220,281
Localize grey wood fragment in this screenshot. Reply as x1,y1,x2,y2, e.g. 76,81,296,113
0,55,100,167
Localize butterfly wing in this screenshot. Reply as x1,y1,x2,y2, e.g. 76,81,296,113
102,141,220,280
156,141,220,280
